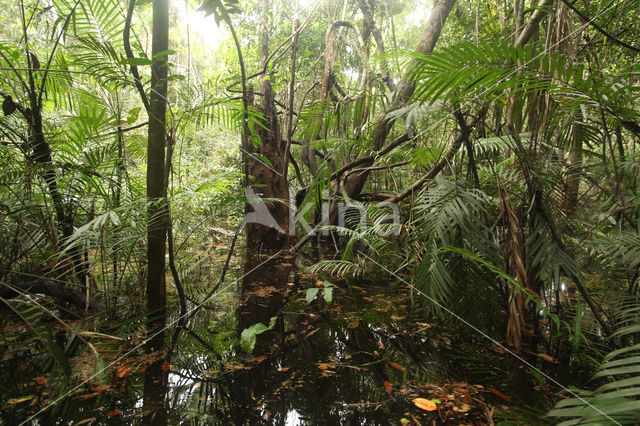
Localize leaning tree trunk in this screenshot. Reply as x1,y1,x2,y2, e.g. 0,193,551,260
341,0,457,200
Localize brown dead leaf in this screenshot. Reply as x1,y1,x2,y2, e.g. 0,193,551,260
487,387,511,403
75,418,96,425
453,403,472,413
413,398,437,411
347,321,359,329
351,285,364,291
160,362,172,372
108,409,122,418
34,376,48,385
363,296,374,302
388,361,404,372
277,367,289,372
7,396,33,404
90,385,110,393
251,355,268,363
305,328,320,338
115,366,131,379
317,363,333,370
383,381,393,393
537,353,558,363
462,390,473,404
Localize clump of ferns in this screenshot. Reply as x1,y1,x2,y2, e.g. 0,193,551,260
308,204,404,280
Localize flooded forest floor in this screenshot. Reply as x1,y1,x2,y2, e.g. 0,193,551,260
1,232,558,425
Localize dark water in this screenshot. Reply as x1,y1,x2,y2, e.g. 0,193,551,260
0,251,544,425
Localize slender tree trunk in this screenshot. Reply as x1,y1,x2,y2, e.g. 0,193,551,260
146,0,169,326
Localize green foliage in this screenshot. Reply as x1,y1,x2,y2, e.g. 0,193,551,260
240,316,277,353
547,295,640,424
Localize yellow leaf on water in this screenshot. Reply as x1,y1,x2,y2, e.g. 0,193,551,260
413,398,437,411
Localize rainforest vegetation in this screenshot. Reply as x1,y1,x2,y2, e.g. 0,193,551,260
1,0,639,424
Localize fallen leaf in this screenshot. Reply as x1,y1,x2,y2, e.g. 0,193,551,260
388,361,404,372
317,363,333,370
537,353,558,363
139,365,148,372
363,296,374,302
35,376,48,385
413,398,437,411
115,366,131,378
277,367,289,372
351,285,364,291
305,328,320,338
347,321,359,329
462,390,473,404
75,418,96,425
383,381,393,393
251,355,268,363
108,409,122,418
453,403,472,413
390,315,405,320
379,342,385,350
281,263,292,267
7,396,33,404
160,362,172,372
90,385,110,393
487,387,511,403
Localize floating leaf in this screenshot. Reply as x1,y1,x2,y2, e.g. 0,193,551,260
115,366,131,378
389,361,404,372
90,385,110,393
7,396,33,404
487,387,511,402
108,409,122,418
347,321,359,329
537,353,558,363
413,398,437,411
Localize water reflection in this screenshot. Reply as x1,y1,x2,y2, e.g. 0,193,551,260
142,329,169,425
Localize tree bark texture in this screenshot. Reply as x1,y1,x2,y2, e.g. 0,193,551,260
146,0,169,321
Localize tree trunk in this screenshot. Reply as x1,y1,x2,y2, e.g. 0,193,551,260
146,0,169,325
343,0,457,199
